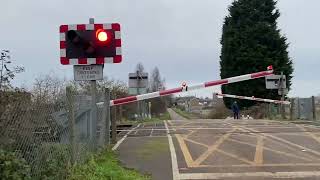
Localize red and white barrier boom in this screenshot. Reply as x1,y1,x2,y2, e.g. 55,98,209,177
97,66,274,107
216,93,290,105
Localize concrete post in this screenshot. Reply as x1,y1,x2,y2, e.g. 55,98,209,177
90,79,97,150
111,92,117,144
280,72,286,119
100,88,111,147
148,102,152,118
290,98,294,120
105,88,111,145
66,86,76,165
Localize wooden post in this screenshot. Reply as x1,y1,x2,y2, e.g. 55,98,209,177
312,96,316,120
119,105,123,122
66,86,76,165
268,103,272,120
297,98,301,119
265,103,268,119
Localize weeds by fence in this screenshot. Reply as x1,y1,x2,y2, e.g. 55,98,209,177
0,87,110,179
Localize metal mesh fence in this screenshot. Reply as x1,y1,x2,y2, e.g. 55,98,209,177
289,97,317,121
0,88,109,179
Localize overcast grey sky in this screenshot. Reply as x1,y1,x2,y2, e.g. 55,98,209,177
1,0,319,98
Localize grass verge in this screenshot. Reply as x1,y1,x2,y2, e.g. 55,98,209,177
134,138,169,160
69,149,150,180
172,108,192,119
120,111,171,125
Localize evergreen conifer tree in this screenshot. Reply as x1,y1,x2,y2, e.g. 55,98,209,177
220,0,293,108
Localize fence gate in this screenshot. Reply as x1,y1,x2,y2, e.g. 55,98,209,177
292,97,314,120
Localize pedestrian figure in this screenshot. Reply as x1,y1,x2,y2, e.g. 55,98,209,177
231,101,240,119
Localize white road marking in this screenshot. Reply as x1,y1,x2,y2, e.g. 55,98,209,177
179,171,320,179
116,126,310,131
165,120,179,180
112,124,141,151
166,119,320,180
197,163,320,168
168,120,177,131
126,136,167,138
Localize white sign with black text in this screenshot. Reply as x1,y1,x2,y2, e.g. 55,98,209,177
74,65,103,81
265,74,286,89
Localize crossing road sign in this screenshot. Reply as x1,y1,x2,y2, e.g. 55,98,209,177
128,72,148,88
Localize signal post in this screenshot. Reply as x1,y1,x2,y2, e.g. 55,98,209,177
59,18,122,149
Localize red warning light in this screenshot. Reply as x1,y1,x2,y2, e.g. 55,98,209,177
267,65,273,70
182,82,187,87
96,29,108,42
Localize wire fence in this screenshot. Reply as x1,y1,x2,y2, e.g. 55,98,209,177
0,88,111,179
206,96,318,121
257,97,320,127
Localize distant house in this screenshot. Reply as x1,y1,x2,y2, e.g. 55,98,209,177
315,96,320,105
212,93,224,106
175,96,195,107
174,96,215,113
188,98,202,113
199,97,213,108
176,98,186,106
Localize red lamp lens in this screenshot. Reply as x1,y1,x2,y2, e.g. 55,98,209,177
96,29,108,42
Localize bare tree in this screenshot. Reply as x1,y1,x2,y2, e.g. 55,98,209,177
149,67,168,116
135,62,145,73
98,77,128,98
32,74,65,105
0,50,25,90
150,67,165,92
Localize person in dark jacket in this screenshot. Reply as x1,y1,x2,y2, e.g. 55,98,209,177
231,101,240,119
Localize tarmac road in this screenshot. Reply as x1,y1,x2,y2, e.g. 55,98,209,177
116,109,320,180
